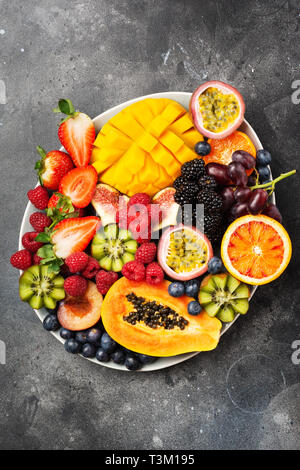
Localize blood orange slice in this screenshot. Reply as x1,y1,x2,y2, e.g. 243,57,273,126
221,215,292,285
206,131,256,172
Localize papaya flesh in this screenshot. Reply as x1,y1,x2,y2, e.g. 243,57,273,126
101,277,222,356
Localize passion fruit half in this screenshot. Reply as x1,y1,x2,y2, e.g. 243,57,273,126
158,224,213,281
190,81,245,139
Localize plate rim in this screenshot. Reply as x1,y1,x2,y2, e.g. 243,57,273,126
18,90,272,372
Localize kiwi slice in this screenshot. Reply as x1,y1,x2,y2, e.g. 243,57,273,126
91,223,138,272
199,273,250,322
19,265,65,310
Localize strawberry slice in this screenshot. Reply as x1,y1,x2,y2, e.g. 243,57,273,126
54,99,95,167
59,166,98,208
35,146,74,190
51,216,101,258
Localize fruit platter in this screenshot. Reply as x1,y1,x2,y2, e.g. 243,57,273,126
12,83,294,371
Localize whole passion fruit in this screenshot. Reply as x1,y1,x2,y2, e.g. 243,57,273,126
158,224,213,281
190,81,245,139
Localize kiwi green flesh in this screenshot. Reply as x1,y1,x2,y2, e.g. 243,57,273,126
19,265,65,309
91,224,137,272
199,273,250,320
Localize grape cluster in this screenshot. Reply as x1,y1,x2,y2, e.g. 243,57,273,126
207,149,283,223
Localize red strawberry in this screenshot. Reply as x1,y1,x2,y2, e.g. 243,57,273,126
22,232,44,253
54,99,95,167
64,275,87,297
27,186,49,210
51,216,101,258
59,166,98,208
10,249,32,270
47,193,85,217
29,212,52,232
35,146,74,190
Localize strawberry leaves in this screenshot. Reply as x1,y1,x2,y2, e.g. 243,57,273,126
35,146,47,185
37,243,64,274
46,193,79,227
53,99,78,123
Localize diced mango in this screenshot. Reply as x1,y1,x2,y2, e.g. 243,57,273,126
127,101,155,128
160,130,184,154
175,144,197,164
109,112,144,140
91,148,123,171
160,103,186,125
145,98,169,116
169,113,194,134
136,131,158,153
148,115,170,138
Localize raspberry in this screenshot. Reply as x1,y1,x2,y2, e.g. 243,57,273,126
22,232,43,253
27,186,49,210
10,249,32,270
29,211,52,232
33,253,43,265
128,193,151,208
121,260,145,281
81,256,100,279
135,242,157,264
96,270,118,294
64,275,87,297
145,262,164,285
128,212,152,244
65,252,89,273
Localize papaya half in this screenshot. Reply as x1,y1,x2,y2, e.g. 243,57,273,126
101,277,222,356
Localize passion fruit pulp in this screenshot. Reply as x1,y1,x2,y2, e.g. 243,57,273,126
158,224,213,281
190,81,245,139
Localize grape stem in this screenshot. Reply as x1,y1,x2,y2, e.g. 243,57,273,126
250,170,296,191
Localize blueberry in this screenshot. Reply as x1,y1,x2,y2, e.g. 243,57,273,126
43,314,60,331
81,343,96,358
64,338,81,354
60,328,74,340
96,348,110,362
256,149,272,167
123,348,137,358
135,353,157,365
168,281,185,297
125,356,141,371
111,348,125,365
187,300,202,316
75,331,88,344
86,328,102,344
185,279,200,298
208,256,223,274
258,165,271,183
195,141,211,156
101,333,117,353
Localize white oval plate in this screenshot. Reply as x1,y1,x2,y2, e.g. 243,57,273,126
19,91,273,371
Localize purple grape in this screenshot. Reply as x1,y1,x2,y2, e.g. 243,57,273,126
227,162,248,186
232,150,256,170
262,203,282,223
234,186,252,203
229,202,250,220
220,187,235,211
205,162,231,186
248,189,268,215
247,173,257,187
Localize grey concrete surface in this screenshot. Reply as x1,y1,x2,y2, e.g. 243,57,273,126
1,0,300,450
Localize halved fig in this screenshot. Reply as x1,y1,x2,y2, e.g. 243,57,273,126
92,183,129,227
152,187,180,232
158,224,213,281
57,281,102,331
190,81,245,139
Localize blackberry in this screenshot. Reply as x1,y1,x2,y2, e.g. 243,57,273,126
181,158,206,180
173,175,187,190
174,181,199,205
197,190,223,214
198,174,218,191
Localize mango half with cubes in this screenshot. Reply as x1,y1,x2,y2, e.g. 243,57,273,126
91,98,204,196
19,265,65,310
199,273,250,322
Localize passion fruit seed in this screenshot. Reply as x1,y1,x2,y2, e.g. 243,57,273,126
123,293,189,330
166,229,207,274
199,87,240,133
